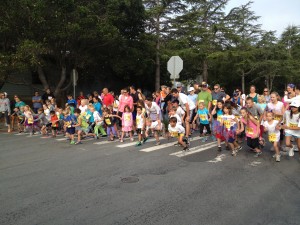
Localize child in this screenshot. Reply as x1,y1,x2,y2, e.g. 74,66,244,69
221,104,242,156
23,105,34,136
145,117,162,145
193,102,212,142
136,106,146,146
239,108,261,157
282,100,300,158
34,108,50,135
263,112,281,162
211,100,225,151
169,107,182,125
121,105,134,142
89,104,107,138
63,109,77,144
168,117,189,151
50,110,59,137
102,108,120,141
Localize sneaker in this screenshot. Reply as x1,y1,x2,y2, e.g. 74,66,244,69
289,147,295,157
235,146,242,152
155,142,161,146
183,146,189,151
136,142,142,147
70,140,75,145
275,154,281,162
201,137,207,143
75,141,82,145
120,139,124,143
254,152,262,157
231,150,237,156
218,146,222,152
94,135,99,140
143,137,148,143
101,134,107,137
174,143,180,146
130,138,134,142
133,132,138,136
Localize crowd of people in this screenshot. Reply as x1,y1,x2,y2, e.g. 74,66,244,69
1,82,300,162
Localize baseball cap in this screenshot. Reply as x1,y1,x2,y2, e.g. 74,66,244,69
176,83,182,88
290,100,300,108
188,87,194,92
201,81,208,87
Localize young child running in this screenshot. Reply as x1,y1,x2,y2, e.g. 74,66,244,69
23,105,34,136
221,103,242,156
211,100,225,152
239,108,262,157
102,108,119,141
89,104,106,138
169,107,182,125
63,109,77,144
282,100,300,158
34,108,49,135
168,117,189,151
50,110,59,138
263,112,281,162
121,105,134,142
135,106,146,146
193,102,212,142
145,118,162,145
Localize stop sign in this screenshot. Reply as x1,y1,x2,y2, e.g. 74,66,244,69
167,56,183,79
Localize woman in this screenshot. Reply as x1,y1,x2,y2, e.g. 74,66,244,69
247,85,259,103
283,84,296,109
118,88,133,118
11,95,26,130
262,88,270,103
0,92,11,132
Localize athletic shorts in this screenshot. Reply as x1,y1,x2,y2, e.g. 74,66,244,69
183,109,195,123
66,127,75,135
285,133,300,139
136,128,144,134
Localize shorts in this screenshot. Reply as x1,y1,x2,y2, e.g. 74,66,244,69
285,133,300,139
136,128,144,134
132,111,137,121
46,123,52,128
66,127,75,135
228,137,235,143
0,111,10,125
183,109,195,123
52,127,57,131
247,137,260,149
280,129,284,140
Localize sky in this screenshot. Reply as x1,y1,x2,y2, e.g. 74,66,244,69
225,0,300,36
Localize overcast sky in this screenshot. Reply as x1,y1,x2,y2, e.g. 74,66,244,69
225,0,300,36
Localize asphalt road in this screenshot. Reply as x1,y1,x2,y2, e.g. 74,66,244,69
0,130,300,225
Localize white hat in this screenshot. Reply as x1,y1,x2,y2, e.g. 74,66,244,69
290,100,300,108
188,87,194,92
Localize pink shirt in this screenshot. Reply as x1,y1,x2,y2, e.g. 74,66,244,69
118,95,133,113
122,112,133,127
241,117,258,138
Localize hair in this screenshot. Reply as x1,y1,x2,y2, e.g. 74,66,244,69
216,100,224,110
67,94,73,97
137,106,143,111
38,108,44,113
130,86,136,91
246,96,254,102
74,108,81,114
266,111,274,118
270,91,280,101
124,105,131,112
50,110,56,115
258,95,266,103
171,88,179,94
169,117,177,123
145,117,152,123
214,84,220,88
170,106,177,112
103,107,111,114
172,99,179,105
223,103,232,115
290,106,300,119
250,85,256,90
146,96,153,102
137,99,145,108
198,102,205,107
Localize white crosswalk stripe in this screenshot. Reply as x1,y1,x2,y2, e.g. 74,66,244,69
170,142,217,157
140,136,202,153
116,138,165,148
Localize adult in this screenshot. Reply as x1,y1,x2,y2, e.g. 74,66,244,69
32,91,43,113
0,92,11,132
193,83,201,94
144,97,161,121
102,88,114,107
283,84,296,109
77,91,85,106
231,91,242,107
176,83,183,93
11,95,26,130
188,87,198,105
137,88,145,101
129,86,139,110
197,82,212,109
247,85,259,103
211,84,230,108
284,83,300,104
245,97,263,120
118,88,133,118
262,88,270,103
171,88,196,138
14,95,26,110
93,97,103,116
42,88,55,103
234,88,246,107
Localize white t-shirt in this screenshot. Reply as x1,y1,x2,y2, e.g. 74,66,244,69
170,114,182,125
136,113,144,129
178,93,196,111
168,124,185,137
145,102,161,115
266,101,284,121
263,120,280,142
113,100,119,112
146,121,161,131
221,114,236,130
79,105,88,113
93,111,102,125
44,108,50,121
284,111,300,137
176,106,185,118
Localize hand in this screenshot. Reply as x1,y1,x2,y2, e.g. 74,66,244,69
186,116,190,122
281,124,288,129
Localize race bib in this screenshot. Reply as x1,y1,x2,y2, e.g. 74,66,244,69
224,120,231,129
28,118,33,124
274,115,282,121
268,133,277,142
235,115,240,120
217,116,222,122
198,100,204,103
289,122,298,128
212,100,217,106
105,118,111,125
246,127,254,135
136,118,140,125
52,122,58,127
170,131,179,137
125,114,130,121
65,121,71,128
200,114,207,121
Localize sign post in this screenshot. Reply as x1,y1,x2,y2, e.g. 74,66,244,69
72,69,78,98
167,56,183,85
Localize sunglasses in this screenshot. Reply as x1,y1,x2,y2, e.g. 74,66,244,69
214,88,219,90
264,91,268,92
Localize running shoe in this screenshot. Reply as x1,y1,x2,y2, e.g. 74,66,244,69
155,141,161,146
275,154,281,162
254,152,262,157
218,146,222,152
183,146,189,151
231,150,237,156
136,142,142,146
70,140,75,144
143,137,148,143
120,139,124,143
289,147,295,157
235,146,242,152
75,141,82,145
174,143,180,146
130,138,134,142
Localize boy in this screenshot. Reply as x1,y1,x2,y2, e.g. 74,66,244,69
168,117,189,151
63,109,77,144
145,118,161,145
136,106,146,146
193,102,212,142
50,110,59,137
169,107,182,125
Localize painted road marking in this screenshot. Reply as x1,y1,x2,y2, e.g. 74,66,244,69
140,136,203,153
170,142,217,157
207,154,226,163
116,138,167,148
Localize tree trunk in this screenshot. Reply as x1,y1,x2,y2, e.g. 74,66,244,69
155,12,160,91
37,65,49,90
54,65,67,97
202,60,208,82
241,71,245,94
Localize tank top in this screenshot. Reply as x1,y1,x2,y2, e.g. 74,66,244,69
241,117,258,138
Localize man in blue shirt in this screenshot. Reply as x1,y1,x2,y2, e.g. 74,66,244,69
32,91,43,113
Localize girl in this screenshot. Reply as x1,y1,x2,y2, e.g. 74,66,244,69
102,108,120,141
257,95,267,112
89,104,106,138
23,105,34,136
239,108,262,157
50,110,59,138
282,100,300,158
263,112,281,162
135,106,146,146
145,117,162,145
121,105,133,142
211,100,225,152
221,104,241,156
193,102,212,142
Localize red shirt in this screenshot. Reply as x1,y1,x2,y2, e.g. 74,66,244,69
102,93,114,107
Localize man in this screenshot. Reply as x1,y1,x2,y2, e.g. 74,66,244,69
102,88,114,107
211,84,230,107
32,91,43,113
0,92,11,132
193,83,201,94
176,83,183,93
144,97,161,121
42,88,55,103
171,88,196,139
246,97,263,120
197,82,212,109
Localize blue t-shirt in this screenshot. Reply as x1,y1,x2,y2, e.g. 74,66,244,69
32,96,42,109
197,108,209,124
188,94,198,105
85,110,94,123
64,114,77,126
93,102,102,116
67,99,77,107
